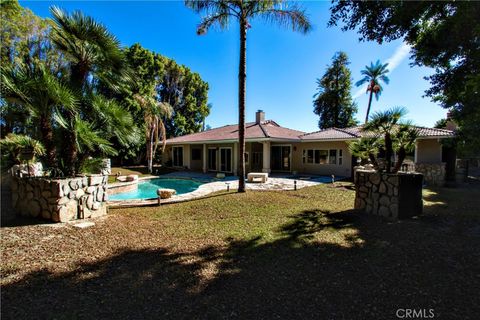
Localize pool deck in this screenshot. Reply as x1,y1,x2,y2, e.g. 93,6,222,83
108,172,340,208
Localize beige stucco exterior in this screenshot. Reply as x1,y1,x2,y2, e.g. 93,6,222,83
415,139,443,163
290,141,352,177
163,137,447,179
164,140,352,178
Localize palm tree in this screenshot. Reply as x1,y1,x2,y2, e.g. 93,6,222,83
0,62,76,167
392,124,418,173
356,60,389,123
363,107,407,173
185,0,311,192
348,137,380,168
50,7,132,175
134,87,173,173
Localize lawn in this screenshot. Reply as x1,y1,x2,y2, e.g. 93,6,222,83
1,184,479,319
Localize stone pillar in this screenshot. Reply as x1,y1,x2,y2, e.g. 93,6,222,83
202,144,207,173
262,141,271,173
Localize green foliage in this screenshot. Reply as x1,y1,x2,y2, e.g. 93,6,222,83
313,51,358,129
78,157,104,174
434,118,447,129
361,107,416,173
0,133,45,166
329,0,480,155
348,138,380,165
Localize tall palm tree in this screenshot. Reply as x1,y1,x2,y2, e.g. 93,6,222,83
185,0,311,192
134,88,173,173
50,7,132,175
0,62,77,167
356,60,389,123
363,107,407,173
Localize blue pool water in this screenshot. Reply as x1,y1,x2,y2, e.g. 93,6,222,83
110,178,204,200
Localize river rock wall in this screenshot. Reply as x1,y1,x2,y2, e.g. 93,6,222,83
11,175,108,222
414,162,445,186
355,170,423,220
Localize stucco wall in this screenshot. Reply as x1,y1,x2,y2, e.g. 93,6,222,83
416,139,442,163
291,141,352,177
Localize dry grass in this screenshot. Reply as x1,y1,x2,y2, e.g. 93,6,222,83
1,183,479,319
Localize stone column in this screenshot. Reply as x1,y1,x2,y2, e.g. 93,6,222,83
262,141,271,173
202,144,207,173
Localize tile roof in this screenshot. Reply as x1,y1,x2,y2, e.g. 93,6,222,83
166,120,305,144
300,126,455,141
166,122,455,144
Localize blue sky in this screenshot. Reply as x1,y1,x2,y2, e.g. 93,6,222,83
21,0,447,132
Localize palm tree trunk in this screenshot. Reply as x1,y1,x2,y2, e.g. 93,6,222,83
147,126,154,173
39,115,56,168
364,87,374,124
237,21,247,192
65,132,78,176
393,147,406,173
385,132,392,173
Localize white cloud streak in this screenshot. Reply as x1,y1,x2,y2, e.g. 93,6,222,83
353,43,411,99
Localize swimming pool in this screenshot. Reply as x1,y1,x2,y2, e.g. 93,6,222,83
109,178,204,200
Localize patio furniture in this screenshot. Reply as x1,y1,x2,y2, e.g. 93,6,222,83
247,172,268,183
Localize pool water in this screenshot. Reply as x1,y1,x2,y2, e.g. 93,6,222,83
110,178,203,200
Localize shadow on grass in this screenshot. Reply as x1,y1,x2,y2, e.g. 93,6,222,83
2,204,480,319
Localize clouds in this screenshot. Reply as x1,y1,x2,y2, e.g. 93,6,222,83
353,43,411,99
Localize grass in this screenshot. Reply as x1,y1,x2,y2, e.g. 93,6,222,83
1,183,479,319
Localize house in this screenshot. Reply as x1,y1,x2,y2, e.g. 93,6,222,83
164,110,455,183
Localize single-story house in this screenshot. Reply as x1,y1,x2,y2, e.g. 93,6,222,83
164,111,455,183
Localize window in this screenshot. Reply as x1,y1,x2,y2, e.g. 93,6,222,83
191,148,201,161
307,150,314,164
172,147,183,167
303,148,340,165
244,152,249,164
338,149,343,165
329,149,337,164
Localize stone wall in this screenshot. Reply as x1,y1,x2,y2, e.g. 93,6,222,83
11,175,108,222
414,162,445,186
354,170,423,220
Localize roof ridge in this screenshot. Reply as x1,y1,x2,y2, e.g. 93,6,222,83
333,127,361,138
258,122,270,138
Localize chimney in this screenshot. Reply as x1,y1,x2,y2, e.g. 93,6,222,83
256,110,265,124
445,111,458,131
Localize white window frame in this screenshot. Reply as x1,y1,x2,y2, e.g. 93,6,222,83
303,148,341,165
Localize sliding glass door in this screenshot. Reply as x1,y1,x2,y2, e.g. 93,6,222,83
271,145,291,171
208,148,217,171
220,148,232,172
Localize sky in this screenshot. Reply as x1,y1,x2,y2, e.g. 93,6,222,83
20,0,448,132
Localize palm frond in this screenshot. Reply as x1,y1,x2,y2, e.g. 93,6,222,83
258,3,312,34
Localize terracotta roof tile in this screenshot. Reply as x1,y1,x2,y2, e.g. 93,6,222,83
166,121,454,144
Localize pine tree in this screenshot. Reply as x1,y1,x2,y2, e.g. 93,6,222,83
313,52,357,129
